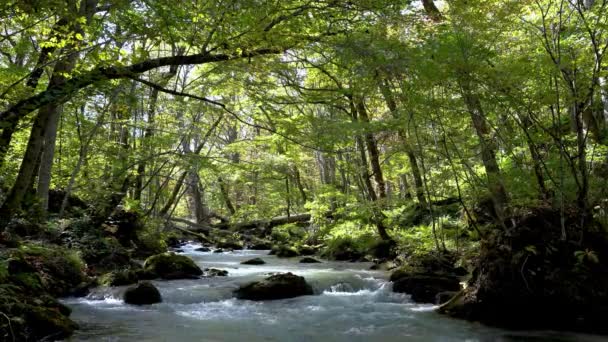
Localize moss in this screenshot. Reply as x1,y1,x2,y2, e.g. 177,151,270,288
26,306,78,340
99,269,139,287
11,243,86,296
143,252,202,279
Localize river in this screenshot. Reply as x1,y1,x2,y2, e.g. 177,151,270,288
63,243,603,341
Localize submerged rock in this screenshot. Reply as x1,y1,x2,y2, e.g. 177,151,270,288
204,268,228,277
299,257,321,263
124,281,162,305
392,273,460,303
234,272,313,300
241,257,266,265
143,252,203,280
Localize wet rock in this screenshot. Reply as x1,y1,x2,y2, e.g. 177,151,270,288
216,239,244,250
248,238,273,250
299,257,321,263
143,252,202,280
195,247,211,252
124,281,162,305
241,257,266,265
99,269,140,287
26,305,79,340
204,268,228,277
436,291,458,305
392,273,460,303
298,245,318,256
172,248,185,253
165,236,182,248
270,245,300,258
234,272,313,300
213,248,224,253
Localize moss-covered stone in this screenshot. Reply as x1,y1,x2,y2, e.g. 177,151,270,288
241,257,266,265
234,272,313,300
143,252,202,279
124,281,162,305
99,268,140,286
269,245,300,258
25,306,79,340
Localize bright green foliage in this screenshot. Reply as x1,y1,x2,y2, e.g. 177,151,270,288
1,0,607,256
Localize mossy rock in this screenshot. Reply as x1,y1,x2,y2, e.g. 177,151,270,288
204,268,228,277
392,273,461,303
248,238,273,250
99,269,140,287
143,252,202,280
298,245,318,256
270,245,300,258
241,257,266,265
299,257,321,264
216,239,244,250
124,281,162,305
12,244,86,296
25,306,78,340
234,272,313,300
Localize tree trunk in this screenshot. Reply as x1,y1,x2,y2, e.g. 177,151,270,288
356,98,387,200
459,77,509,222
0,17,73,168
349,96,391,241
378,77,426,205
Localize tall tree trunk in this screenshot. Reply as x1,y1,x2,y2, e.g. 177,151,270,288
35,0,98,216
378,77,426,205
218,176,236,215
355,98,387,200
349,96,392,241
1,54,79,218
0,18,70,167
459,77,509,222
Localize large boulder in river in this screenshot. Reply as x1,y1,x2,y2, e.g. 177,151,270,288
143,252,202,280
391,273,460,303
235,272,313,300
241,257,266,265
299,257,321,263
124,281,162,305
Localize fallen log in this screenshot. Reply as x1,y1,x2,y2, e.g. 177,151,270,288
212,213,312,231
170,224,212,243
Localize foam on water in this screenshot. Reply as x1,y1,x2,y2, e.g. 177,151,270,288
63,245,604,342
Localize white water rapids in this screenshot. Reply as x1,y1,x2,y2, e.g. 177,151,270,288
62,243,603,341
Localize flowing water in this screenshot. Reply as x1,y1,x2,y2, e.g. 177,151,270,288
63,244,603,341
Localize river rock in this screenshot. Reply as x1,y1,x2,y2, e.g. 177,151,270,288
143,252,203,280
241,257,266,265
204,268,228,276
248,239,273,250
270,245,300,258
234,272,313,300
299,257,321,263
392,273,460,303
436,291,458,305
124,281,162,305
99,269,139,286
195,247,211,252
213,248,224,253
216,239,244,250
